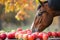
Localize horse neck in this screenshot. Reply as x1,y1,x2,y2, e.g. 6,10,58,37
54,11,60,17
44,3,60,17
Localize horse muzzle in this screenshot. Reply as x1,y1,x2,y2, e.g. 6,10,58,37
31,26,39,33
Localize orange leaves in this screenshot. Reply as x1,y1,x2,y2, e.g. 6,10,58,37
15,10,30,21
5,0,15,13
9,4,15,12
14,0,35,21
0,0,36,21
5,4,14,13
14,2,21,11
26,6,35,11
0,0,6,4
4,0,36,12
22,0,35,11
0,0,48,13
23,0,28,4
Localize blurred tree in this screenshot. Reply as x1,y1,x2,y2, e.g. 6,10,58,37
0,4,5,30
4,0,36,26
0,0,37,27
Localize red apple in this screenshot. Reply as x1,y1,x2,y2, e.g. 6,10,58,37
28,34,34,40
38,33,43,39
0,34,3,40
31,33,37,40
26,29,31,32
1,33,7,40
18,31,24,34
0,33,7,40
34,32,39,36
43,33,49,40
23,34,28,40
15,32,23,39
47,32,52,37
51,32,57,37
22,30,27,34
7,32,15,39
0,38,2,40
57,32,60,37
16,27,22,31
26,29,32,35
18,34,23,39
15,32,19,39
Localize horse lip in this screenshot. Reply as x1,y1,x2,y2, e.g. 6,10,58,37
31,22,38,32
32,27,38,33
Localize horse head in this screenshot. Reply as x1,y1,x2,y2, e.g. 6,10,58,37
31,0,60,32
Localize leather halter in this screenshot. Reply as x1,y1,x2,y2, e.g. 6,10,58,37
37,1,48,16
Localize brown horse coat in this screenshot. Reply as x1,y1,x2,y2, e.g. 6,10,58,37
31,1,60,32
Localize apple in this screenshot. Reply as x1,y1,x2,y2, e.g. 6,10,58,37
43,33,49,40
34,32,39,36
47,32,52,37
27,31,32,35
16,27,22,31
7,32,15,39
28,34,34,40
31,33,38,40
38,33,43,39
0,34,2,40
0,38,2,40
22,30,27,34
26,29,32,34
1,33,7,40
18,34,23,39
26,29,31,32
15,32,19,39
18,31,24,34
51,32,57,37
23,34,28,40
0,33,7,40
57,32,60,37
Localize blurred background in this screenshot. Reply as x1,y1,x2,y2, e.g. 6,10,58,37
0,0,60,32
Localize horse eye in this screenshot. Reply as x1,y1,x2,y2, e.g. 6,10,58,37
38,10,47,16
37,10,42,16
38,12,42,16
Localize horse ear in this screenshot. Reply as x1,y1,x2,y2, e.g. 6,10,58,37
37,4,41,10
38,0,44,6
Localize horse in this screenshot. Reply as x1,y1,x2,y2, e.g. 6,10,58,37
31,0,60,32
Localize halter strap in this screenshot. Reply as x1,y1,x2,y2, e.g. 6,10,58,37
37,1,48,16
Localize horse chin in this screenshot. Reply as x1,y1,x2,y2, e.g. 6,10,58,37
31,22,39,33
31,27,38,33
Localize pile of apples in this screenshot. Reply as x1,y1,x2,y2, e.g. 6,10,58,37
0,28,60,40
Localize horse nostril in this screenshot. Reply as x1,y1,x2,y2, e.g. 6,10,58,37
31,28,36,33
31,22,38,33
31,27,35,33
32,29,36,33
31,27,38,33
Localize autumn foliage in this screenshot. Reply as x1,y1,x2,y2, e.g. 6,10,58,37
0,0,37,21
0,0,47,21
